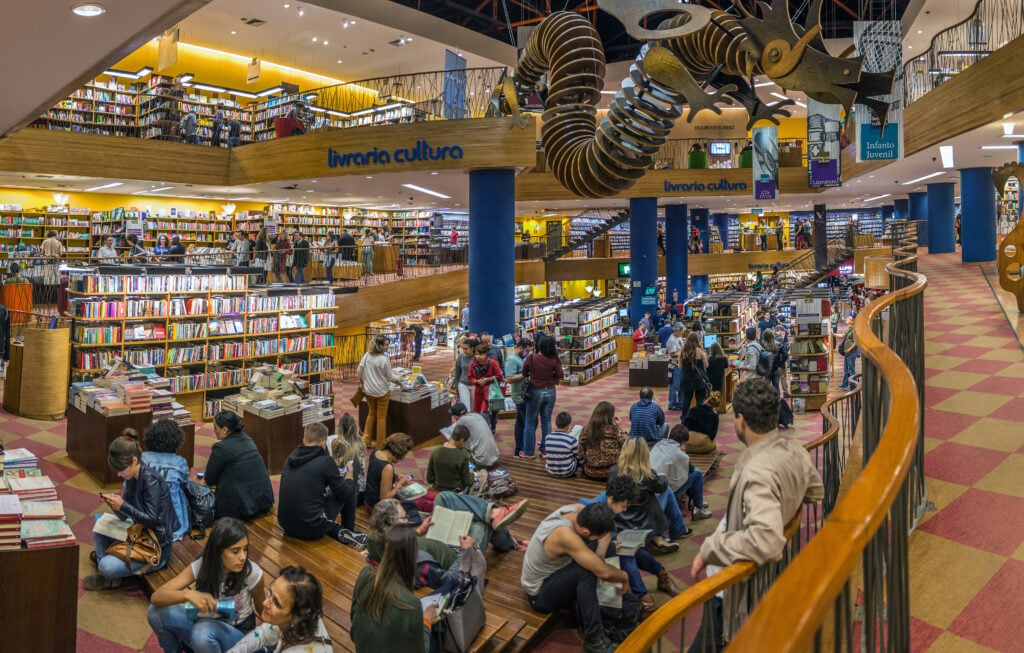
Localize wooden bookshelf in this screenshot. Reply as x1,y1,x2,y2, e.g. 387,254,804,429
560,301,621,385
66,269,337,413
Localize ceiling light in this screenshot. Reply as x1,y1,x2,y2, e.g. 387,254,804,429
298,7,304,16
85,182,123,192
322,40,328,45
72,4,106,17
284,3,289,6
901,172,946,185
230,30,236,34
104,66,154,79
402,183,451,199
917,30,923,34
938,50,987,57
133,186,174,195
1004,123,1015,135
430,171,439,175
312,37,317,42
864,193,891,202
939,145,954,168
337,60,343,63
192,82,227,93
981,145,1018,150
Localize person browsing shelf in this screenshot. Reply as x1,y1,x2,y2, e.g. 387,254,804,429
705,343,730,393
204,411,275,521
426,423,473,492
125,234,148,264
154,234,171,260
448,402,499,469
666,324,685,410
452,338,477,410
468,342,504,428
96,235,119,263
291,229,309,284
168,236,188,262
226,566,332,653
147,518,265,653
678,332,710,411
733,327,765,381
358,335,398,449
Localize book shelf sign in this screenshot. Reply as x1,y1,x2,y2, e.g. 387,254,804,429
247,58,261,84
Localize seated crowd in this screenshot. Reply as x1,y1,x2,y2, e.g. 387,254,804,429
82,357,817,652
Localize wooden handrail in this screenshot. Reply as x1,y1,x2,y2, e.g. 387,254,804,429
727,235,927,650
803,373,861,452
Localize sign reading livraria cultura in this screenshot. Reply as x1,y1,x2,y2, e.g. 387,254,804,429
327,141,464,168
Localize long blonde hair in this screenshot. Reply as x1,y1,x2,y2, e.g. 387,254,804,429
617,437,654,484
332,413,366,468
680,331,701,365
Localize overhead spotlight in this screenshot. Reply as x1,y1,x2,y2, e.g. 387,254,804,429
72,3,106,17
298,7,304,16
322,40,328,45
312,37,317,42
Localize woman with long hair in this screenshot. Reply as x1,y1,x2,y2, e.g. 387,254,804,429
523,334,564,458
273,233,293,283
253,227,270,281
332,413,368,501
227,566,331,652
358,335,398,449
154,233,171,261
148,518,265,652
705,342,730,393
452,337,478,410
678,331,710,410
579,401,627,479
351,525,440,651
760,328,781,391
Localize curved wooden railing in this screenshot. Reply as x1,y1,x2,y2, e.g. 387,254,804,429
729,223,927,651
620,368,865,651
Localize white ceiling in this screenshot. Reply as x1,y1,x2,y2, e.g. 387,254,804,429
0,0,210,139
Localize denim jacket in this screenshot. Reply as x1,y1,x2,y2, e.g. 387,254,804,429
140,451,190,541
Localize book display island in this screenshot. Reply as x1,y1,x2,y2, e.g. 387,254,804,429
785,294,833,412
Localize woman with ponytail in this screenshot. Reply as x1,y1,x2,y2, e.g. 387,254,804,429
205,411,275,520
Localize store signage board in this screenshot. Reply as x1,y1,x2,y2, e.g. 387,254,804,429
327,141,464,168
663,179,748,194
752,125,779,200
807,98,843,187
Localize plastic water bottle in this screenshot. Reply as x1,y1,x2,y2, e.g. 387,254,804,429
468,463,479,493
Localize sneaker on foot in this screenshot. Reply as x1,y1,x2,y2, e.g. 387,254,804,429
692,508,713,521
582,634,617,653
337,528,368,550
83,574,121,591
647,535,680,555
491,500,529,531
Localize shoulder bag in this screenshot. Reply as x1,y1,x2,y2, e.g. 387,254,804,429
433,569,486,653
520,354,534,403
184,480,215,540
106,523,162,575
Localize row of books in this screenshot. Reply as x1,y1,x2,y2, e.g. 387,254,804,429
71,275,249,294
0,448,38,471
0,493,75,551
790,376,829,395
790,338,830,355
791,357,830,373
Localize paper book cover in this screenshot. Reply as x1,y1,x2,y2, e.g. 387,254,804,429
8,476,55,494
21,519,73,541
93,512,132,541
425,505,473,547
4,469,43,479
396,482,428,502
21,500,65,520
597,558,623,609
0,494,21,518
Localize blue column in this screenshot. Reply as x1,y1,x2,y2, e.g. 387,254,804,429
629,197,658,328
961,167,997,263
881,205,894,227
692,275,710,295
690,208,710,294
712,213,730,250
665,204,688,305
468,169,515,335
1017,141,1024,164
894,198,909,222
927,182,956,254
909,191,929,246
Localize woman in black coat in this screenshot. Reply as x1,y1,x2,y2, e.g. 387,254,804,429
705,342,731,393
205,411,275,520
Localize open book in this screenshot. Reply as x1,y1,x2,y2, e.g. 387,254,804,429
597,557,623,609
93,512,132,541
425,505,473,547
616,529,651,557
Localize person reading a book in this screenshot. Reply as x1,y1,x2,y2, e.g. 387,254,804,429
426,423,473,492
226,565,332,653
147,518,265,652
205,411,275,521
544,411,583,478
138,421,190,542
85,433,178,591
278,423,366,549
448,402,499,469
650,425,713,523
365,433,434,515
521,502,638,653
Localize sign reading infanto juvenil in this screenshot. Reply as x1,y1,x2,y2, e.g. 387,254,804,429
327,141,464,168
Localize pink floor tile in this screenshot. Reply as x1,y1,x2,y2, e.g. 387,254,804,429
919,489,1024,556
923,442,1008,487
948,559,1024,649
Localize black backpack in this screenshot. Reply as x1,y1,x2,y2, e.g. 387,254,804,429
754,344,774,376
185,480,215,539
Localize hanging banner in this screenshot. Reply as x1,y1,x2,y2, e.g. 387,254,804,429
247,58,261,83
854,21,904,162
807,99,842,187
442,49,467,120
752,125,778,200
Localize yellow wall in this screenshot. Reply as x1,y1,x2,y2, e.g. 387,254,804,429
560,279,606,300
0,188,266,215
737,211,791,240
529,284,547,299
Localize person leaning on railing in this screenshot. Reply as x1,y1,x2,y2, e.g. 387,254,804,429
688,379,824,649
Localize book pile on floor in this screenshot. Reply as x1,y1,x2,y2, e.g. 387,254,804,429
0,448,75,550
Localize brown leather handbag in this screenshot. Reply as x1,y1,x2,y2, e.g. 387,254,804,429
106,523,162,574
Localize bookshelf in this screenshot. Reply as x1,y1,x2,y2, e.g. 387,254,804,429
700,294,758,354
786,295,833,412
999,178,1020,236
559,300,620,385
66,268,336,415
391,211,434,266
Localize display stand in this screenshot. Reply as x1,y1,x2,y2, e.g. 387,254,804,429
358,393,450,447
560,302,620,386
0,544,79,653
244,413,335,474
628,357,670,388
3,326,71,420
67,404,196,483
787,295,833,412
361,245,397,273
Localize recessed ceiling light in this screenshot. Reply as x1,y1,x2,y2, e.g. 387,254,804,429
283,3,290,7
322,40,328,45
298,7,304,16
72,4,106,17
336,59,342,63
312,37,317,42
366,176,373,179
231,30,237,34
917,29,923,34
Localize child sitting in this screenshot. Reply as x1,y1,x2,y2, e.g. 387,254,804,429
544,411,583,478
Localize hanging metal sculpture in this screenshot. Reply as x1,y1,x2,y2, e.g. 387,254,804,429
994,162,1024,311
492,0,898,198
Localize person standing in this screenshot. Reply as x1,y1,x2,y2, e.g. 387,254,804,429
449,226,459,245
273,233,293,283
505,337,533,457
468,343,504,428
657,224,666,256
211,103,225,148
96,235,119,263
461,302,470,330
689,379,824,647
167,236,187,262
292,229,309,283
523,335,564,458
323,231,338,283
338,227,356,262
452,338,477,409
775,216,786,250
359,229,375,276
733,327,765,382
407,323,424,362
40,229,65,287
656,320,674,349
179,107,199,144
232,230,252,267
678,332,710,410
204,411,275,520
253,228,270,282
666,324,685,410
835,315,859,390
358,335,398,449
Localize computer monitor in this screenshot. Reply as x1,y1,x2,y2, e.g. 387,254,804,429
703,334,718,349
618,308,629,318
685,307,694,318
709,141,732,156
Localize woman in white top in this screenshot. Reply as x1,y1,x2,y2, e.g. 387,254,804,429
359,230,375,276
227,566,332,653
358,335,397,449
147,518,265,653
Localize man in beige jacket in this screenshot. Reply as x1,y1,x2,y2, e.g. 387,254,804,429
689,378,824,648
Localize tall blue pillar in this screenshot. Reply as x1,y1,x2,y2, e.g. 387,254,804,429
629,197,658,328
692,275,710,295
468,169,515,335
927,182,956,254
1017,141,1024,164
690,208,710,294
909,191,929,246
712,213,730,250
961,167,997,263
894,198,909,222
665,204,688,305
881,205,894,228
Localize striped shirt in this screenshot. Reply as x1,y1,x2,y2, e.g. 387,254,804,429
545,426,582,477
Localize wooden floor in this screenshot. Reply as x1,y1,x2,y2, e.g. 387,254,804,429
145,449,724,652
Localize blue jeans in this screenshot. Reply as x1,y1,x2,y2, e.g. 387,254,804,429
513,400,527,456
93,531,168,579
324,255,336,282
620,547,664,597
361,247,374,275
434,491,516,552
524,387,556,456
842,352,859,387
147,603,248,653
657,488,688,538
674,470,705,512
293,264,305,284
668,366,681,408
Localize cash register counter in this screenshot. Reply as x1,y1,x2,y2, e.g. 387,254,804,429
359,384,451,447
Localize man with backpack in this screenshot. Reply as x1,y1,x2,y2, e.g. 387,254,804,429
732,327,771,381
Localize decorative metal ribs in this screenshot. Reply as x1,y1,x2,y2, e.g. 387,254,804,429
994,162,1024,311
501,0,898,198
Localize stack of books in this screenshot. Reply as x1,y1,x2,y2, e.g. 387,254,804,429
0,495,22,551
171,402,193,427
20,500,65,521
117,382,152,413
249,399,284,418
301,396,334,426
1,448,38,472
20,519,75,549
279,394,302,415
9,475,59,503
151,389,176,421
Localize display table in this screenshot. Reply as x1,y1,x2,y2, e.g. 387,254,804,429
3,326,70,420
67,404,196,484
628,359,670,388
0,544,79,652
364,245,397,273
740,233,759,251
244,412,335,474
359,393,451,447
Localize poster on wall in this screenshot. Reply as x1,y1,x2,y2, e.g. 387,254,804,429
807,99,842,187
752,126,779,200
854,21,904,162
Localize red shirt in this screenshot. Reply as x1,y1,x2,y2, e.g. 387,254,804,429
524,353,563,389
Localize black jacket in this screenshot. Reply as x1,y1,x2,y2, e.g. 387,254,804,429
338,232,356,260
607,465,670,534
278,445,348,537
293,238,310,267
683,404,720,441
707,356,730,392
205,431,275,520
117,463,179,562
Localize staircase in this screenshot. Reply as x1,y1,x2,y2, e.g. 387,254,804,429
542,208,630,262
778,243,854,289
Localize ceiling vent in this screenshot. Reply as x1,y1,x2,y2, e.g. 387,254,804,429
388,37,412,47
241,17,267,27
